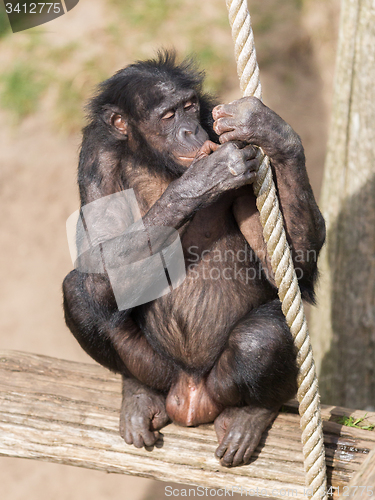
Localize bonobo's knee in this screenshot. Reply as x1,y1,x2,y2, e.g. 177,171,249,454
230,300,298,407
63,270,84,324
62,269,78,298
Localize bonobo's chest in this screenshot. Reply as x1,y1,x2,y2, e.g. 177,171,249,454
179,188,269,295
181,190,238,252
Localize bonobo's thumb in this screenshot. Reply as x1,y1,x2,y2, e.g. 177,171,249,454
193,140,220,161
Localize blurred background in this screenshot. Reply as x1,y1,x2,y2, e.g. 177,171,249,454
0,0,339,498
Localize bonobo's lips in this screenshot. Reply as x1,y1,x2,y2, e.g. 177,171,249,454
177,154,198,165
176,147,202,166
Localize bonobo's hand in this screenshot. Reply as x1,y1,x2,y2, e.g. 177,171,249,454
177,140,259,207
212,96,303,162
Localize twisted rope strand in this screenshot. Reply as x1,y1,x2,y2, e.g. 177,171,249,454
225,1,327,498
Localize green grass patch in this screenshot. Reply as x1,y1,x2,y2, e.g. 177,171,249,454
0,4,11,38
0,64,46,119
55,60,107,132
48,42,79,64
338,415,375,431
111,0,181,34
294,0,304,10
55,78,85,133
253,12,276,34
193,46,227,95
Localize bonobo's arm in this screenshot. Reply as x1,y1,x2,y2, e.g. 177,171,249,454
212,97,326,301
142,140,259,231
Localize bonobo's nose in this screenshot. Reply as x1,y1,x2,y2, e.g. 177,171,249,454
179,124,209,148
184,125,200,136
181,124,197,137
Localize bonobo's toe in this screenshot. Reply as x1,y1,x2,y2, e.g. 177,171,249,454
214,406,278,467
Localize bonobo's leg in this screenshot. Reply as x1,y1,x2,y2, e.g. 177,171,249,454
206,299,298,467
63,270,125,372
63,269,174,448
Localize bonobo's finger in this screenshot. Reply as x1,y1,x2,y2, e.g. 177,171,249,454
219,130,246,144
212,103,234,120
213,117,234,136
243,441,259,465
215,426,237,459
241,145,257,161
132,432,145,448
119,417,125,437
195,140,219,158
153,430,161,441
232,436,256,467
221,444,239,467
151,409,169,430
141,428,159,447
215,439,228,460
124,428,133,445
216,430,242,467
228,160,246,177
129,415,148,447
120,415,134,445
202,140,220,154
245,159,260,172
227,148,257,177
240,169,257,185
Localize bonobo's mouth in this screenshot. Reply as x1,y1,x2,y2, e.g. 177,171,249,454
175,149,199,167
175,135,208,167
176,147,203,166
177,155,197,166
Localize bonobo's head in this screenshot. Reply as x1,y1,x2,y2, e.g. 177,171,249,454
87,50,218,178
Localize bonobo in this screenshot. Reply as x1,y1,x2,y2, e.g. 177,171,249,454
63,51,325,467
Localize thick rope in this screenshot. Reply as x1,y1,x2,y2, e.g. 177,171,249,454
225,1,328,498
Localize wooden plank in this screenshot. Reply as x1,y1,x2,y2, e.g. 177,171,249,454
0,350,374,499
339,448,375,498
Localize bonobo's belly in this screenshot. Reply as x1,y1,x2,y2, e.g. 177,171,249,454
135,197,276,371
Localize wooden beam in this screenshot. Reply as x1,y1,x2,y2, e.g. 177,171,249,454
340,448,375,499
0,350,374,499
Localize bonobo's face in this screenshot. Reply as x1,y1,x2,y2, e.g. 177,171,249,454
138,86,209,167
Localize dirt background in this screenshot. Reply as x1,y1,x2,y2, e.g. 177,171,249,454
0,0,340,498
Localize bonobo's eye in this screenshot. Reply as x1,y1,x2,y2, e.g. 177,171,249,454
184,99,197,111
162,110,175,120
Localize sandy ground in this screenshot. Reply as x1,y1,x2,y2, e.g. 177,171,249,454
0,0,339,498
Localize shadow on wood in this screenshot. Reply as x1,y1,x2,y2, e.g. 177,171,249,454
0,351,374,499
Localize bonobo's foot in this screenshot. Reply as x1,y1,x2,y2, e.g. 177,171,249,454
214,406,278,467
120,377,170,448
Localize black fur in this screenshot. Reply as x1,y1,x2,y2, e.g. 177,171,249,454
63,51,325,466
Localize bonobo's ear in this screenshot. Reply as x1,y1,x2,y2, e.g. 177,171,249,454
102,105,128,138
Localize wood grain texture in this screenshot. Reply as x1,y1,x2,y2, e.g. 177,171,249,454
310,0,375,408
343,448,375,499
0,350,374,499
